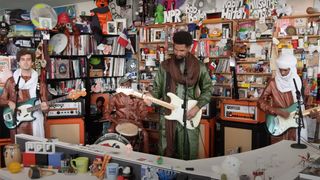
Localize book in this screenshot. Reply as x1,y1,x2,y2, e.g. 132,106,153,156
299,166,320,180
0,56,12,94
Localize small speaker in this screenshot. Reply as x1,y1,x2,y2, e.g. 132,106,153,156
45,118,84,144
198,119,215,159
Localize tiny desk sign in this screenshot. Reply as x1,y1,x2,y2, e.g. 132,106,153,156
25,141,55,154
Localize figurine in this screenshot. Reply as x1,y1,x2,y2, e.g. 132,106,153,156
154,4,165,24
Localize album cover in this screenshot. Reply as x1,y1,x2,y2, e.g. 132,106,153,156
55,59,70,79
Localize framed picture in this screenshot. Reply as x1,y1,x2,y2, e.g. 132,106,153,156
238,89,248,98
115,19,126,33
152,28,165,42
39,17,52,29
107,21,117,35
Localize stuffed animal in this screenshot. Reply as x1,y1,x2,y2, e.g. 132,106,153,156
212,156,241,180
154,4,165,24
91,0,113,43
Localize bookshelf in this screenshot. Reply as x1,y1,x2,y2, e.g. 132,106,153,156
45,31,132,144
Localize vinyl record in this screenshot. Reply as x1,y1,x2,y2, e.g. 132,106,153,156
48,33,68,55
30,3,57,29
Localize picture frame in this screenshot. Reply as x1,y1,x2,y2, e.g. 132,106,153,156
152,28,165,42
115,18,126,34
39,17,52,29
107,21,117,35
238,89,248,99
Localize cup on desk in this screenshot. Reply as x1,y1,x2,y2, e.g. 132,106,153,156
71,157,89,173
106,163,119,180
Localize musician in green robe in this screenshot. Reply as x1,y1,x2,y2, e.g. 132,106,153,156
145,31,213,160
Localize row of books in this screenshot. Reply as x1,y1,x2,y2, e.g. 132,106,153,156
214,59,230,73
47,58,87,79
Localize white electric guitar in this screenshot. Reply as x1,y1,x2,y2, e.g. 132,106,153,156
116,88,202,129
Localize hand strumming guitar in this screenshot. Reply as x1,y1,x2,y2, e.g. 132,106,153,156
187,106,200,120
40,102,49,111
8,100,16,111
276,109,290,119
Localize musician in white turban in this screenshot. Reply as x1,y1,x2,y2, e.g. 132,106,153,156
258,53,308,144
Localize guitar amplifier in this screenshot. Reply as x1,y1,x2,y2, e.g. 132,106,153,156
220,99,265,124
47,102,82,117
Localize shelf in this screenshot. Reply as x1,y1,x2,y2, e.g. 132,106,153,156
50,54,126,58
89,76,123,79
279,13,320,19
137,22,190,28
277,35,320,39
139,41,166,44
237,73,272,76
211,96,258,101
199,38,226,41
214,83,265,88
237,59,269,64
235,39,272,43
209,56,230,59
47,77,85,81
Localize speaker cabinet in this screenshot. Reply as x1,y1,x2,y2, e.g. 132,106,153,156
198,119,215,158
45,118,84,144
216,120,270,156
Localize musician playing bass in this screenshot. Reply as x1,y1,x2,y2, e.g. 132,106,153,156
258,53,318,143
0,49,48,141
144,31,213,160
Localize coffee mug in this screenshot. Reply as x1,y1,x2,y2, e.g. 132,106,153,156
71,157,89,173
106,163,119,180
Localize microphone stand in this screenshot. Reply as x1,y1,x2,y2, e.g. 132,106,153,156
182,58,190,160
291,78,307,149
13,76,21,135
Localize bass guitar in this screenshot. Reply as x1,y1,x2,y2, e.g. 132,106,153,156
266,103,320,136
116,88,202,129
3,89,86,129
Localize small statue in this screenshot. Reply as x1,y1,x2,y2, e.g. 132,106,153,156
154,4,165,24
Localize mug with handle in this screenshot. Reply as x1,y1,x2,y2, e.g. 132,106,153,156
71,157,89,173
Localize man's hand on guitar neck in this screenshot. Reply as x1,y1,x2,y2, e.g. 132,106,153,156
187,106,200,120
40,102,49,111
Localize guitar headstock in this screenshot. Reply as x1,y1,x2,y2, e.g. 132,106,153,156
116,87,134,96
67,89,87,100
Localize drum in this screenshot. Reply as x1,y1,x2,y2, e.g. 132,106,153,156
115,122,138,137
94,133,130,149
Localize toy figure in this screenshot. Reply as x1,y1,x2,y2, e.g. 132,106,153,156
164,0,176,11
91,0,113,43
154,4,165,24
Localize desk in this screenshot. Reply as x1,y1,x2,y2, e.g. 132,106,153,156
14,134,320,180
0,168,96,180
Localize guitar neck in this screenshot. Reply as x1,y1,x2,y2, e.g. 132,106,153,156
302,106,320,116
131,92,175,110
28,95,69,112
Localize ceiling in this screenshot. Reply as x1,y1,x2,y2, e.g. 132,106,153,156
0,0,90,10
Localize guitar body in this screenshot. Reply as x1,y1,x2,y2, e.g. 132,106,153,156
164,93,202,129
3,98,38,129
266,103,298,136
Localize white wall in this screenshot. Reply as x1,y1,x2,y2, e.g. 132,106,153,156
75,1,96,16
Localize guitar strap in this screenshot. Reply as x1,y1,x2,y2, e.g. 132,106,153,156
164,71,177,158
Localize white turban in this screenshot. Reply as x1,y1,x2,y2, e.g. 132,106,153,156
275,54,302,102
